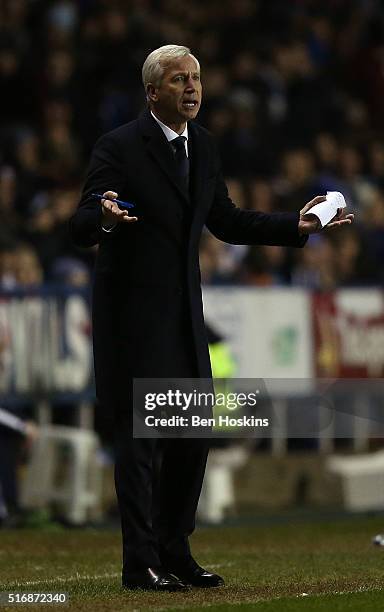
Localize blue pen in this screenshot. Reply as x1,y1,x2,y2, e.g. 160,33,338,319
91,193,135,209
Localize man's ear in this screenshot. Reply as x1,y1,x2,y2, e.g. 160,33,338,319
147,84,158,102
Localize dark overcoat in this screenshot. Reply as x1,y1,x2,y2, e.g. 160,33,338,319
70,110,306,413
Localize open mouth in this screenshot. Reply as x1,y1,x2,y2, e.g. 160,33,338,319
182,101,198,109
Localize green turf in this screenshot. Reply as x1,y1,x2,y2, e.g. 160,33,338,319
0,516,384,611
181,591,384,611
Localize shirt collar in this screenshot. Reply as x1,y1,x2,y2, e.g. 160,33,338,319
150,111,188,143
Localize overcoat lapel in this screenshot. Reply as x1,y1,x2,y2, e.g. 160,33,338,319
138,110,189,204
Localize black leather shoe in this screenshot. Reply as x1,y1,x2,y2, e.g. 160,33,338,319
165,563,225,588
122,567,189,591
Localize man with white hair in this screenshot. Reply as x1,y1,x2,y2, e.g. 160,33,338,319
71,45,353,591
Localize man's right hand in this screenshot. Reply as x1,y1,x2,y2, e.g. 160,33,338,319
101,191,138,225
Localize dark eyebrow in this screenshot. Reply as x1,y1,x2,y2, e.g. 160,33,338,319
171,71,200,77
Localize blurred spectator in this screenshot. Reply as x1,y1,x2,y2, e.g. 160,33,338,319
51,256,90,287
361,188,384,283
241,245,288,286
291,234,338,290
0,242,19,289
274,149,317,213
0,0,383,288
249,180,275,214
25,188,90,276
39,96,82,182
12,130,47,215
0,166,20,239
369,142,384,189
200,233,233,285
314,133,340,178
334,228,378,286
14,243,43,288
337,144,371,213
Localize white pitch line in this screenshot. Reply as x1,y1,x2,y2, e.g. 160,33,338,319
8,572,120,587
7,564,232,589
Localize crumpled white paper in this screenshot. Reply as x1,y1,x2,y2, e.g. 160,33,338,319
304,191,346,228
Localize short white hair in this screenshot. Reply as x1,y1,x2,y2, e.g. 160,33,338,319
142,44,200,93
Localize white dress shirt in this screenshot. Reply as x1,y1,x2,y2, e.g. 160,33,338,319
150,111,189,157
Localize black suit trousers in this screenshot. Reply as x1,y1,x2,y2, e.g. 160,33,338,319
112,295,209,573
114,426,209,572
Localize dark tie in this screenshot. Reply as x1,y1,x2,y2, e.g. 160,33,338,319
171,136,190,187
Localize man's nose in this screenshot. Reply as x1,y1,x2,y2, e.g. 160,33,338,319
185,76,196,90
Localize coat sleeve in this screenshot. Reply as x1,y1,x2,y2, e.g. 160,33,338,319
205,146,308,248
69,134,127,247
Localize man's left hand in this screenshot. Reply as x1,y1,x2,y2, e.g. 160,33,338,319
298,195,354,235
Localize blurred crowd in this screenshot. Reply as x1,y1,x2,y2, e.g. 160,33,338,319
1,0,384,290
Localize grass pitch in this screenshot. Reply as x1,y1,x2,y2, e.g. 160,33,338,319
0,515,383,611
